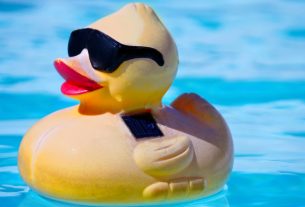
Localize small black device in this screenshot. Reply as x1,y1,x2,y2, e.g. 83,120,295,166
121,112,164,139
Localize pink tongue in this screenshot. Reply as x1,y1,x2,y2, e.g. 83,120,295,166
61,81,90,95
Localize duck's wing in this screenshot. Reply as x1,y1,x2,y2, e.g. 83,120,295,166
133,135,193,177
171,93,224,127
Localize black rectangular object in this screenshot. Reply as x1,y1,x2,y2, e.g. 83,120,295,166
121,112,164,139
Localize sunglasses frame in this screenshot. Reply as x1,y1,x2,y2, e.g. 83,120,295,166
68,28,164,73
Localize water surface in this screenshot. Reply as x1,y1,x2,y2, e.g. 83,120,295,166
0,0,305,206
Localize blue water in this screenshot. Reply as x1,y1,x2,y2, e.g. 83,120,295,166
1,0,305,206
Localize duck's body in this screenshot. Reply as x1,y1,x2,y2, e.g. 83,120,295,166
18,3,233,205
19,94,232,204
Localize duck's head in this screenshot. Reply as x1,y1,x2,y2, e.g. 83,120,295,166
54,3,178,114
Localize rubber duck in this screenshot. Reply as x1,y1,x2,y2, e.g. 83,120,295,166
18,3,233,205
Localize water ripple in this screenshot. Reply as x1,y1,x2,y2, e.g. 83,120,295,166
0,185,29,197
0,166,18,174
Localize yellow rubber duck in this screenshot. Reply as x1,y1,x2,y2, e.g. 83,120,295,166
18,3,233,205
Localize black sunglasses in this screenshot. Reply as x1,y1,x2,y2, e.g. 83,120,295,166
68,28,164,73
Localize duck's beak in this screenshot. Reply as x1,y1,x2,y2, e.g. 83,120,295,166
54,58,103,96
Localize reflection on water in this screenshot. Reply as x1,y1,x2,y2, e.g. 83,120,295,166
17,190,230,207
0,0,305,206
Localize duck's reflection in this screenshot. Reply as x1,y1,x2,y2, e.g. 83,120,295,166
18,189,230,207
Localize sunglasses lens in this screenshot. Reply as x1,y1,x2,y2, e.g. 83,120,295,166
68,29,91,57
87,31,122,73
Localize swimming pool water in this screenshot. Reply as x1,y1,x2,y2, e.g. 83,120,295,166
1,0,305,206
